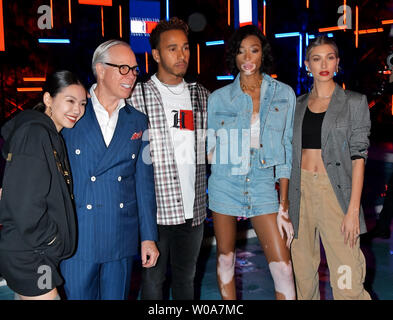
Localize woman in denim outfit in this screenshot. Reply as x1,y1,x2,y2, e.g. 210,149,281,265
207,25,296,300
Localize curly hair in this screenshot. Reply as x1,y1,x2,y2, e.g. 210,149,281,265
149,17,189,50
226,25,274,75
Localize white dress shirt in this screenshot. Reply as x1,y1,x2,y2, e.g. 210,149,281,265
90,84,125,147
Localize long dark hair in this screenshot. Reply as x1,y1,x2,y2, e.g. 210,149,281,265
226,24,274,76
34,70,84,112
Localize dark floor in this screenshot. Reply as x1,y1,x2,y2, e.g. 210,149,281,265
1,141,393,300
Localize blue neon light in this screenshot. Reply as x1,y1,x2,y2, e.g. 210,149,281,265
166,0,169,21
299,34,303,67
217,75,234,80
305,33,309,46
308,34,315,39
275,32,300,38
38,39,70,44
327,33,334,37
206,40,225,46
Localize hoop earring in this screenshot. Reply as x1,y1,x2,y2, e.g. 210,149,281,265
306,66,312,77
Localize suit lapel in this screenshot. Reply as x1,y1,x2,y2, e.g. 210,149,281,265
293,93,309,165
95,106,135,175
321,84,346,149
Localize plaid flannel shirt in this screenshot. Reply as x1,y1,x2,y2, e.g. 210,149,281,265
128,78,209,226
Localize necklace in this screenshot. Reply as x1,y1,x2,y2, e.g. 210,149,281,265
157,77,187,95
311,88,333,99
240,78,262,92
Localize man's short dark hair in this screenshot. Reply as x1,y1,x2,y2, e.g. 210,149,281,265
149,17,189,50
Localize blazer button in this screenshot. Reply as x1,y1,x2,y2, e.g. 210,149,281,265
260,143,263,148
75,149,81,155
120,203,124,208
246,177,250,182
91,176,96,182
118,176,122,182
336,162,341,166
337,185,341,189
132,154,136,159
86,204,92,210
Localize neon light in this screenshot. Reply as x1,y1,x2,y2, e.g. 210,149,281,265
78,0,112,6
38,39,71,44
306,0,309,9
68,0,72,23
17,88,43,92
327,33,334,37
50,0,54,28
355,6,359,48
343,0,346,31
263,1,266,35
166,0,169,21
217,75,234,80
0,0,4,51
357,28,384,34
271,74,277,78
239,0,252,27
306,33,309,46
275,32,300,38
145,52,149,74
299,33,303,68
343,83,346,90
318,26,347,32
308,34,315,39
382,19,393,25
391,95,393,116
23,77,46,82
119,5,122,38
205,40,224,46
197,44,200,75
101,6,104,37
228,0,231,26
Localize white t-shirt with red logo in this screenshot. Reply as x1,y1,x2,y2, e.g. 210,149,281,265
152,75,195,220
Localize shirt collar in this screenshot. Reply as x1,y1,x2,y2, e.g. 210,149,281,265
89,83,126,114
230,72,273,102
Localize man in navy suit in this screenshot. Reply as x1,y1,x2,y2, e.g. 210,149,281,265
60,40,159,300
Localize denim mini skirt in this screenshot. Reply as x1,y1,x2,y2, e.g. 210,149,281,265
208,148,279,217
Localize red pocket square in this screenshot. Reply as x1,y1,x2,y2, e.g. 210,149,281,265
131,131,143,140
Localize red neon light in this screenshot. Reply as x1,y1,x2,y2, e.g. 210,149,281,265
228,0,231,26
78,0,112,6
263,1,266,35
356,28,384,34
368,100,376,109
318,25,347,32
271,74,277,79
355,6,359,48
382,19,393,25
17,88,43,92
101,6,104,37
23,77,46,82
0,0,4,51
50,0,53,28
197,44,200,75
69,0,72,23
391,95,393,116
145,52,149,74
306,0,309,9
119,5,122,38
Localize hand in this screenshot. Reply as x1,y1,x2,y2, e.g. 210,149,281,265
277,203,294,248
0,188,2,200
141,240,159,268
341,208,360,249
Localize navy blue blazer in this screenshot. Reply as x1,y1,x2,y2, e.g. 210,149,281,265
62,100,157,263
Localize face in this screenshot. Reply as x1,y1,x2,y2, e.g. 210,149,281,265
44,84,87,131
153,29,190,83
236,35,263,76
305,44,339,82
97,44,138,99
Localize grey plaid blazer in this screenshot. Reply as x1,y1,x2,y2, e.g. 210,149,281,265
128,78,209,226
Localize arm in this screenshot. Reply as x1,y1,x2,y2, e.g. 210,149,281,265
3,126,58,249
275,88,296,181
341,93,370,248
277,177,294,248
136,119,159,267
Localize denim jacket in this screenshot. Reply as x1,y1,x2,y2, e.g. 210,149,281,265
207,73,296,180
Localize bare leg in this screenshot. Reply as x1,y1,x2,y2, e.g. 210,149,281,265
251,213,296,300
212,211,237,300
17,288,59,300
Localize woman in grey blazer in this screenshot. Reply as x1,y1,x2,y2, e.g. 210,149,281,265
288,36,371,300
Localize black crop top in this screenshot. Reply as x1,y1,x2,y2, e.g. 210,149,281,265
302,107,325,149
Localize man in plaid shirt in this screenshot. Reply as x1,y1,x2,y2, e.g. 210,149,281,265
128,17,209,300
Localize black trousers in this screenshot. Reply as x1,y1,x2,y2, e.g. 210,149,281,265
140,219,204,300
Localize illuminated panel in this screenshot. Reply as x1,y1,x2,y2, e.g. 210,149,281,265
234,0,257,28
263,1,266,35
166,0,169,21
382,20,393,25
274,32,302,67
78,0,112,6
23,77,46,82
129,0,160,54
197,44,200,75
145,52,149,73
50,0,53,28
391,95,393,116
228,0,230,26
101,6,104,37
319,26,346,32
239,0,252,27
357,28,384,34
0,0,4,51
355,6,359,48
17,88,43,92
